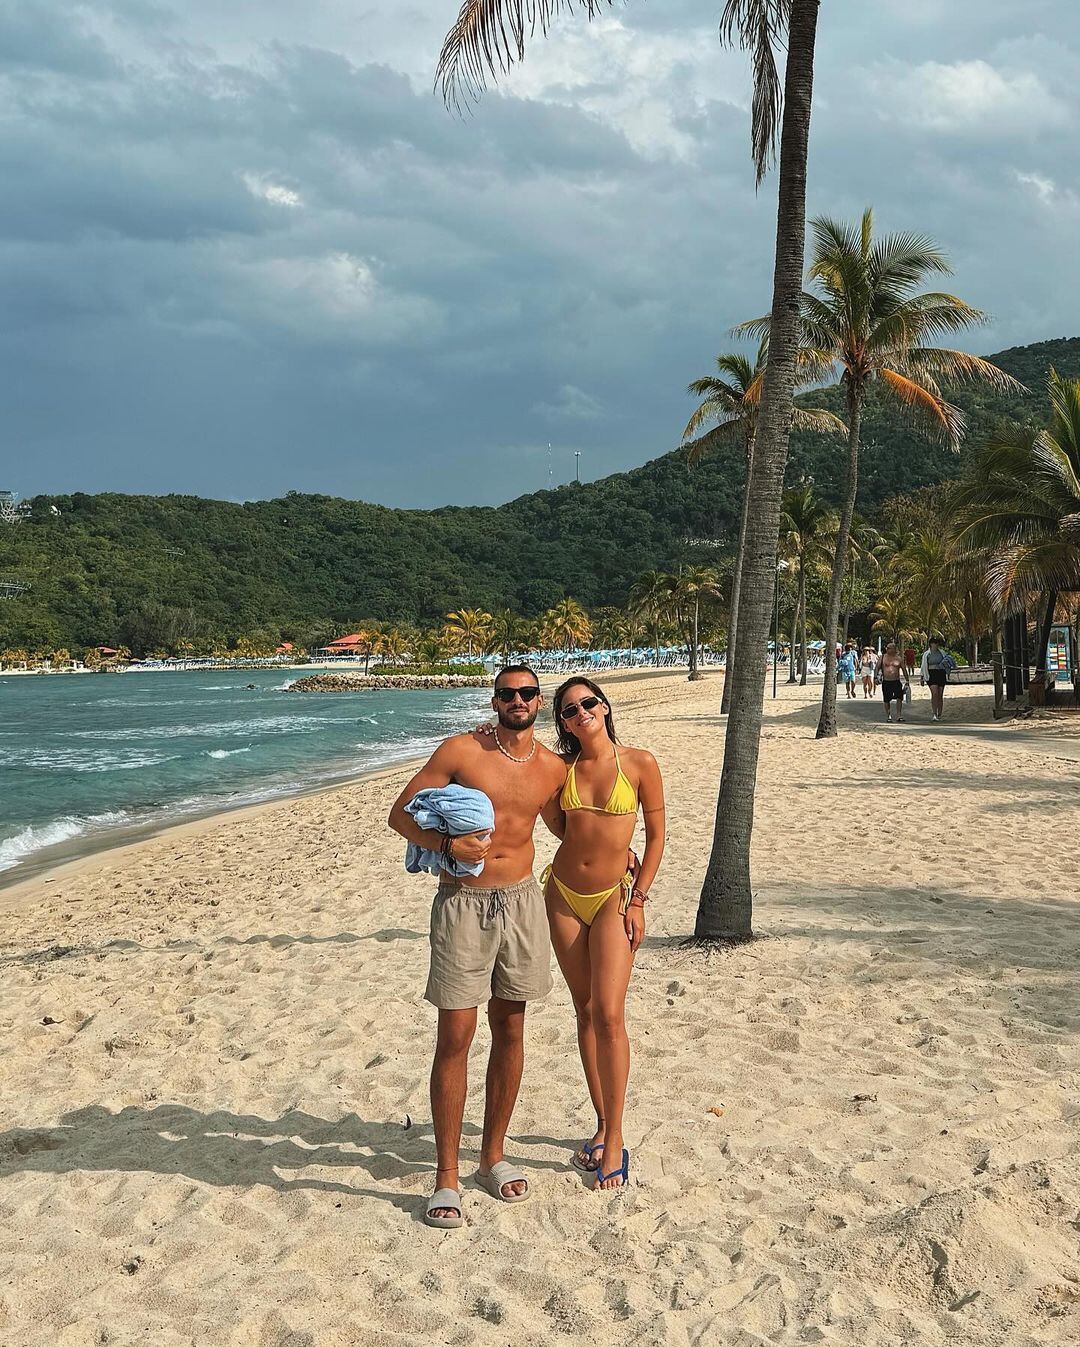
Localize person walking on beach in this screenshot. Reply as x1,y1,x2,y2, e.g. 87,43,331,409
904,644,917,677
860,646,876,699
544,678,665,1191
838,643,858,699
920,636,953,721
389,665,566,1229
877,641,910,723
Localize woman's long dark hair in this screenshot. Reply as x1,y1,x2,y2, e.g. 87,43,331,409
552,676,618,758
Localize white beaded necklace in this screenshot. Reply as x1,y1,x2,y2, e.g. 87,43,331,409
493,726,536,764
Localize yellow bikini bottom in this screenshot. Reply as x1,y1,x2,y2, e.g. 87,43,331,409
541,865,633,926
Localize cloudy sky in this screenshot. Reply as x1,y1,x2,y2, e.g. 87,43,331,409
3,0,1077,507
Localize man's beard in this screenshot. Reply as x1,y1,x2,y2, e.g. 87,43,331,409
496,704,538,731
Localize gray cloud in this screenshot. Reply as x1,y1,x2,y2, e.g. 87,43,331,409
1,0,1077,507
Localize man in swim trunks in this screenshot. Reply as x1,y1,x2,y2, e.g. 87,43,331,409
389,665,566,1227
877,641,910,723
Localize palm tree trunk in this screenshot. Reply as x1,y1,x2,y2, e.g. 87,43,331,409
787,590,798,682
695,0,820,941
842,554,855,646
690,597,704,680
798,562,808,685
1035,590,1057,676
815,390,862,738
721,434,755,713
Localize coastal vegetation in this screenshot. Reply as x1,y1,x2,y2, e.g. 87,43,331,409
1,337,1078,677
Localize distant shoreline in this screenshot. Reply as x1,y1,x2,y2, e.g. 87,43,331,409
0,660,464,677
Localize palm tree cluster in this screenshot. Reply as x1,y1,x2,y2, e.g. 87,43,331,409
773,367,1080,679
705,208,1022,737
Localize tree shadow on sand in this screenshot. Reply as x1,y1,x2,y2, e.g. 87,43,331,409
0,1104,569,1211
763,881,1080,1036
0,928,426,972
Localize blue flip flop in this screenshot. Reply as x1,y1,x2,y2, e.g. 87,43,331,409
593,1148,629,1190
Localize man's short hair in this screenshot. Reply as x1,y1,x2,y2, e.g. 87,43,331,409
494,662,539,689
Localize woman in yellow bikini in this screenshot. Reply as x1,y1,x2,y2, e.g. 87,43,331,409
544,676,665,1191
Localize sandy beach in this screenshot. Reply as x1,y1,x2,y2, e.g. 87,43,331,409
1,671,1078,1347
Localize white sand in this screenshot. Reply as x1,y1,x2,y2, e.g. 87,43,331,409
1,674,1078,1346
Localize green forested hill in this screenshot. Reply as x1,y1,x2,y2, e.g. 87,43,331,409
3,337,1078,653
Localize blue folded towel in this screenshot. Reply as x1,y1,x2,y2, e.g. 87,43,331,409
404,784,495,878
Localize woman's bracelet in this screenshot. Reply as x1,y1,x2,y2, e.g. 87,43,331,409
630,887,649,906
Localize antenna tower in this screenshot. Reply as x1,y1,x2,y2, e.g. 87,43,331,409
0,491,30,526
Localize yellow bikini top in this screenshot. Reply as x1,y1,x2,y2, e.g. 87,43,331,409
561,748,638,816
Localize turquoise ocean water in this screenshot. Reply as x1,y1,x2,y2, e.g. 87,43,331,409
0,670,491,879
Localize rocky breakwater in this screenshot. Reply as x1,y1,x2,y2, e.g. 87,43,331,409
287,673,489,692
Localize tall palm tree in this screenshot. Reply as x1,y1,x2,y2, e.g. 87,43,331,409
541,596,592,652
951,370,1080,625
630,570,677,665
674,566,723,679
779,484,834,684
376,627,410,665
896,529,961,643
417,630,450,667
487,608,522,664
685,340,843,710
435,0,825,940
611,610,643,663
700,0,822,940
870,594,916,647
350,626,378,674
444,608,493,661
740,208,1024,738
839,515,880,647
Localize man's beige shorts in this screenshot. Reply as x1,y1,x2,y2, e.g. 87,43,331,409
425,875,553,1011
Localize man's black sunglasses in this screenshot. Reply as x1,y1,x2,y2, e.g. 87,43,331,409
558,695,602,720
494,686,541,703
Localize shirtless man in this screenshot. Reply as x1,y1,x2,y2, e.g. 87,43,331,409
388,664,566,1228
877,641,910,724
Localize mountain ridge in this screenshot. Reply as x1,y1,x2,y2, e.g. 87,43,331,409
3,337,1079,653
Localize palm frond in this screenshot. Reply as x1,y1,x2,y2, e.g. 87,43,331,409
868,230,952,291
878,295,990,344
905,347,1027,394
683,398,740,440
877,367,965,448
718,0,792,184
713,352,758,391
1046,367,1080,460
684,419,744,464
984,541,1080,612
686,375,743,404
792,405,846,435
731,314,771,343
793,344,837,385
437,0,615,107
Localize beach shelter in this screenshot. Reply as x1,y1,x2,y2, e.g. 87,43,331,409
319,634,365,653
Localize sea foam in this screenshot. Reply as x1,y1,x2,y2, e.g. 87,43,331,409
0,812,132,871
